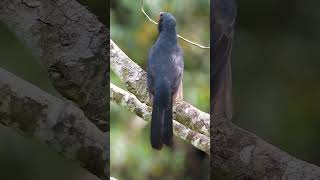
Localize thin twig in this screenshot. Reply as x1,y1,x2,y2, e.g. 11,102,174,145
141,0,210,49
141,0,159,25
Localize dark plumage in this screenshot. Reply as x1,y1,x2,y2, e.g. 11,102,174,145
147,12,184,150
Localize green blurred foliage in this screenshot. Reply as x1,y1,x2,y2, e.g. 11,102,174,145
233,0,320,166
111,0,210,179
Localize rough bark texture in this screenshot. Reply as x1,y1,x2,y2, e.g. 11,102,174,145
110,40,150,104
110,83,152,121
211,116,320,179
0,0,109,131
211,0,320,179
0,68,109,179
110,83,209,154
110,40,209,137
0,0,110,178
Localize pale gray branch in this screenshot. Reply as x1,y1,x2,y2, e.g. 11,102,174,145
110,83,151,121
110,83,209,154
0,0,108,131
0,68,109,180
110,39,209,137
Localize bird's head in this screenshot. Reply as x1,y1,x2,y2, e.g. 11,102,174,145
158,12,176,33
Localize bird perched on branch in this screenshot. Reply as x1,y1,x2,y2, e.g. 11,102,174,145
147,12,184,150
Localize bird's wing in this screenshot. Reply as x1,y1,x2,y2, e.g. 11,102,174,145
171,46,184,95
211,0,237,120
147,45,155,95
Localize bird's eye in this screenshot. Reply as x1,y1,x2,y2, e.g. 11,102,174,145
158,13,163,22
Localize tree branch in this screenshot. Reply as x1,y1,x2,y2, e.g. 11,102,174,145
110,39,209,137
0,68,109,180
110,83,209,154
211,116,320,179
109,29,320,179
0,0,108,131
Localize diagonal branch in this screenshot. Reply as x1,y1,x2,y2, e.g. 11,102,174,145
110,83,209,154
110,39,209,137
211,116,320,179
0,68,109,180
211,0,320,178
0,0,108,131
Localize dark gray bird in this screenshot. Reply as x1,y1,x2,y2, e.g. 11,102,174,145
211,0,237,121
147,12,184,150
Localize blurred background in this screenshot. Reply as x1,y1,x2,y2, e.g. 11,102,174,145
232,0,320,167
110,0,210,179
1,0,320,180
0,0,106,180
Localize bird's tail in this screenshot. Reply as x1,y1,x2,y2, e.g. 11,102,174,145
151,80,173,150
